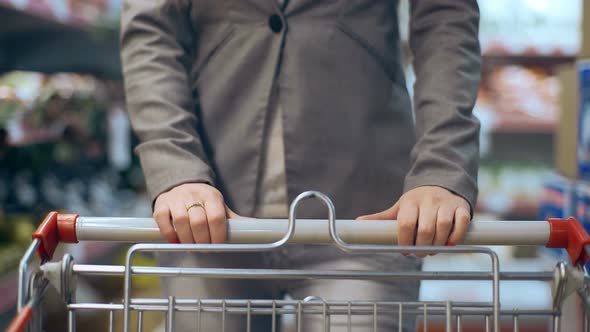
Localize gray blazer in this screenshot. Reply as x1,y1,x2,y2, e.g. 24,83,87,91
120,0,480,218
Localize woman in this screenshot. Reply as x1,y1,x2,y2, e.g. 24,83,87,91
120,0,480,330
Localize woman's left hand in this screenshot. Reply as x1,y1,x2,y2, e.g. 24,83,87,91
356,186,471,257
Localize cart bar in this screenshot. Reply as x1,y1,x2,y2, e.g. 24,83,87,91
71,264,555,281
32,212,590,265
75,217,552,246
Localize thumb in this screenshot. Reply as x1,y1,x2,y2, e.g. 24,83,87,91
356,202,400,220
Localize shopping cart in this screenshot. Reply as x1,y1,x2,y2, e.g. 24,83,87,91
7,191,590,332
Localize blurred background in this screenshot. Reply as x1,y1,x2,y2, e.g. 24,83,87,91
0,0,587,331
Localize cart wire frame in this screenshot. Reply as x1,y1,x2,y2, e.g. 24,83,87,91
8,190,590,332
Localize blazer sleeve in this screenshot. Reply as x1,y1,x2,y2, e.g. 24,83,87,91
404,0,481,211
120,0,215,204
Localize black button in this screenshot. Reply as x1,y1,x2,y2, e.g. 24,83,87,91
268,14,283,33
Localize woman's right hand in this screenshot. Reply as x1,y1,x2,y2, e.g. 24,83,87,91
153,183,240,244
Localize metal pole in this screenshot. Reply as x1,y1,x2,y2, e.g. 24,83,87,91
18,239,40,310
445,301,452,332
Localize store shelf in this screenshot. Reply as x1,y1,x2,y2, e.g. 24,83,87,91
491,113,556,134
483,53,576,67
506,201,539,218
477,199,539,219
7,126,64,147
476,204,539,219
0,1,120,77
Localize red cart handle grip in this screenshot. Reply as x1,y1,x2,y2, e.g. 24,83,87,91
547,218,590,266
32,212,78,262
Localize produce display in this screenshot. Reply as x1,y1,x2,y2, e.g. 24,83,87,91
0,72,147,274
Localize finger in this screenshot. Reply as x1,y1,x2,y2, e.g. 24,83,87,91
226,207,240,219
170,202,194,244
397,201,418,248
448,206,471,245
202,197,227,244
226,207,253,219
415,201,438,257
356,202,399,220
187,203,211,244
153,203,178,243
432,204,455,246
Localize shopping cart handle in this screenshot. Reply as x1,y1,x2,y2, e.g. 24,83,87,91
546,217,590,266
32,212,78,262
31,212,590,265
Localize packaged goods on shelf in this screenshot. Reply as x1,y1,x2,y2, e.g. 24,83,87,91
490,66,558,121
474,65,559,134
539,172,576,220
576,182,590,272
575,182,590,271
477,163,550,218
576,181,590,234
578,60,590,179
479,0,580,56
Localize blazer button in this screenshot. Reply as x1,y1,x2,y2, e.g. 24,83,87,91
268,14,283,33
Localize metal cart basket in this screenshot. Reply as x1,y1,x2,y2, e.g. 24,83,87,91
7,191,590,332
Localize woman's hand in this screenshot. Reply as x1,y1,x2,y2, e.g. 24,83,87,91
153,183,240,244
357,186,471,257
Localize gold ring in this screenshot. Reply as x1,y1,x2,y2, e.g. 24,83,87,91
186,200,205,212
